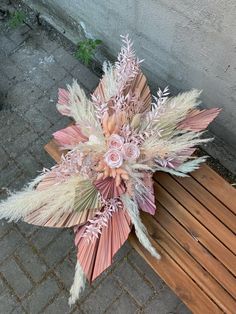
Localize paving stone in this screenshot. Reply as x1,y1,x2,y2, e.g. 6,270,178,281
31,227,62,251
128,249,164,291
57,74,74,90
0,163,22,188
43,230,74,267
0,35,16,56
11,305,26,314
37,55,68,84
11,46,49,72
23,276,60,313
144,286,181,314
71,63,99,92
175,301,192,314
16,151,42,178
106,292,139,314
24,67,55,91
0,71,13,95
0,112,28,145
113,240,132,263
113,261,154,306
0,277,5,294
6,80,42,112
37,95,62,125
37,31,61,53
8,175,29,192
15,221,39,238
0,57,23,81
9,25,31,46
0,146,9,170
0,229,25,262
4,128,38,158
29,137,55,168
0,258,32,298
0,287,18,314
55,259,75,290
81,275,122,314
0,220,12,238
25,105,52,135
15,241,47,283
53,47,78,71
43,291,75,314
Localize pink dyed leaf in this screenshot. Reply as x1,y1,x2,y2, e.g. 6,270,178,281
53,125,88,149
178,108,221,132
135,173,156,215
94,177,126,200
74,209,132,282
136,189,156,215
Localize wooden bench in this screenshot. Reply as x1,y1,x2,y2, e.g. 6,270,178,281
45,139,236,314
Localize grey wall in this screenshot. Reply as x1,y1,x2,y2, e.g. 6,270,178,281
24,0,236,154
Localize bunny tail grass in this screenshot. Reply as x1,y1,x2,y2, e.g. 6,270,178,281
121,194,161,260
69,261,86,306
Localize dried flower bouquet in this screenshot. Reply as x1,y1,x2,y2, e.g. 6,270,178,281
0,35,220,304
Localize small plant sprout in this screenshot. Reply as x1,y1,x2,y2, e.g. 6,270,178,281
8,10,33,30
75,38,102,66
8,10,26,28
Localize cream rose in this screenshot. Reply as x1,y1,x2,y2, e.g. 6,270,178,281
104,149,123,168
108,134,124,150
123,143,140,161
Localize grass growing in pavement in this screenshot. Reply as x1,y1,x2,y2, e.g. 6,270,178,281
8,10,26,28
75,38,102,66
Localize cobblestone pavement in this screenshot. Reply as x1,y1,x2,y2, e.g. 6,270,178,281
0,6,191,314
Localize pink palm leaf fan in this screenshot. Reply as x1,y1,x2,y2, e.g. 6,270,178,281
0,35,220,305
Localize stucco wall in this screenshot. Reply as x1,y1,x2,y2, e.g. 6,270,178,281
23,0,236,154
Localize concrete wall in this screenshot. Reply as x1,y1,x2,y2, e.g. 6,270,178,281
23,0,236,154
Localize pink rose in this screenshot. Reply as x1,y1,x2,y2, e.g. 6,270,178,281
123,143,140,161
108,134,124,150
104,149,123,168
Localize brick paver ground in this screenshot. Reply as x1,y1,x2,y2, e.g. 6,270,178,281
0,4,191,313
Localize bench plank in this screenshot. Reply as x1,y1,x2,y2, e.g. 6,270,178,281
154,202,236,303
154,173,236,256
141,211,236,313
174,175,236,234
191,164,236,214
153,181,236,279
44,139,236,313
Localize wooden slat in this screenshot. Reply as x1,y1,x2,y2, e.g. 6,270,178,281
44,141,63,163
141,212,236,313
154,184,236,298
191,164,236,214
154,173,236,256
129,233,223,314
174,175,236,234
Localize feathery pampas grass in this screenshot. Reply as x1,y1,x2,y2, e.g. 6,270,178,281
121,194,161,260
69,261,86,306
0,175,79,223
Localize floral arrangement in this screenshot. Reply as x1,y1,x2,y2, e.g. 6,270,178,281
0,35,220,305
